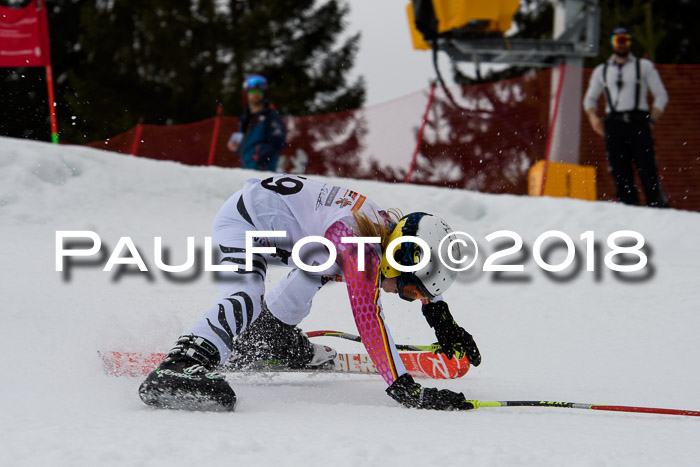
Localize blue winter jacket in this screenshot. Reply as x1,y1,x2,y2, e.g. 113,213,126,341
238,104,287,171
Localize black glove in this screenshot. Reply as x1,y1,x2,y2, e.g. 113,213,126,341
422,301,481,366
386,373,474,410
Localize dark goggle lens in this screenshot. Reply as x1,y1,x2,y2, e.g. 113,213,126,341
398,284,428,301
611,34,630,47
397,274,431,302
248,88,265,94
246,77,266,89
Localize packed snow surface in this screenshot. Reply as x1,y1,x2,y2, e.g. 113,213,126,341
1,137,699,467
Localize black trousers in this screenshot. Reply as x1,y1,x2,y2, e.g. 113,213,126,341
603,115,669,207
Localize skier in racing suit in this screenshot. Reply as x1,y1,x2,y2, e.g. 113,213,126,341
139,175,481,411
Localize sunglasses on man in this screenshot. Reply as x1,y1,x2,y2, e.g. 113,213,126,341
611,34,631,48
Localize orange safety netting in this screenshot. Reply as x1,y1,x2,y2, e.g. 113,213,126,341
87,64,700,212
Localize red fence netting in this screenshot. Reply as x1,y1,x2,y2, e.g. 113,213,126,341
87,64,700,212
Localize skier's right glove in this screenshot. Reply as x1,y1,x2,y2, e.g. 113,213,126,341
422,301,481,366
386,373,475,411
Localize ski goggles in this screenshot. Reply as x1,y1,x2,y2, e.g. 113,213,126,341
247,88,265,95
611,34,631,48
397,272,432,302
245,76,267,90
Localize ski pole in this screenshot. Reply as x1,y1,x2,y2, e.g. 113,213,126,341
307,330,438,353
468,400,700,417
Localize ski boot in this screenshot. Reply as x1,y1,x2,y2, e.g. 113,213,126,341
138,334,236,412
230,302,336,370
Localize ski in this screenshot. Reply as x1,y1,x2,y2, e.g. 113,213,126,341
100,333,470,380
100,350,469,380
335,350,469,379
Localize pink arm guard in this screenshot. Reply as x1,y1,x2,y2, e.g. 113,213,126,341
325,221,406,386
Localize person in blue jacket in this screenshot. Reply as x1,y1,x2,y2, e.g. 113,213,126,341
227,75,287,171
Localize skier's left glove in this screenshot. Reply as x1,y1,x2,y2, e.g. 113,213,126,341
422,301,481,366
386,373,475,410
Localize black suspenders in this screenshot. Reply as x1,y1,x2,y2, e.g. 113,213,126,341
602,62,614,112
634,58,641,111
602,58,641,114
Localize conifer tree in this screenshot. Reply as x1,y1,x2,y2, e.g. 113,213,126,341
1,0,365,145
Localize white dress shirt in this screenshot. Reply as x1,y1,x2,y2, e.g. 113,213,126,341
583,54,668,113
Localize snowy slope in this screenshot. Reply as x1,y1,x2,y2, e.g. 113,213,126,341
1,136,699,467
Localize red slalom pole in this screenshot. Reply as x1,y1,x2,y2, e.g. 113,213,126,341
306,330,431,352
405,81,437,184
37,0,59,143
470,400,700,417
44,64,59,143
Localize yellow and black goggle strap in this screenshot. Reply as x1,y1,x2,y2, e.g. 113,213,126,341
380,213,426,278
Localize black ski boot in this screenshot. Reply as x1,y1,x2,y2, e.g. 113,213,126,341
230,303,336,370
138,334,236,412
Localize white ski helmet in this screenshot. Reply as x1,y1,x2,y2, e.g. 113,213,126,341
380,212,461,301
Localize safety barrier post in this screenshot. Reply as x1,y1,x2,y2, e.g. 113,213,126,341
541,64,567,196
406,81,437,183
207,104,224,166
130,118,144,156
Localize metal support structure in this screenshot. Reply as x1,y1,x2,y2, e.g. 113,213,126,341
431,1,601,165
437,0,600,67
549,0,592,164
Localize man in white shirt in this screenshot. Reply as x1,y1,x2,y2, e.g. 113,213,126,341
583,27,669,208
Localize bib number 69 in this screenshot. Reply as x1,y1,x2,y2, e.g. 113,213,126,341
261,176,306,195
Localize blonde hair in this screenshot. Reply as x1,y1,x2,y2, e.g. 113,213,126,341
352,208,403,250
